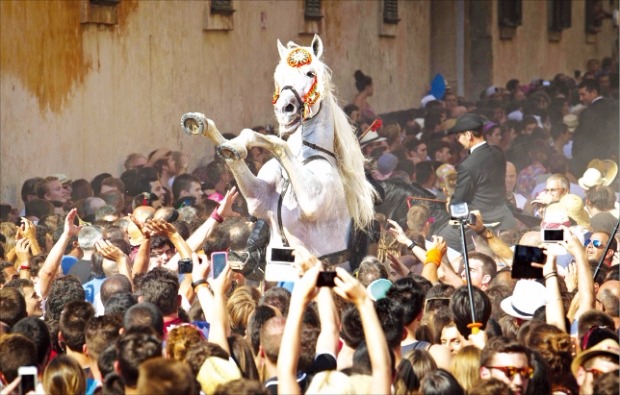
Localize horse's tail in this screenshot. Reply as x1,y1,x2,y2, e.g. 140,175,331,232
329,95,377,230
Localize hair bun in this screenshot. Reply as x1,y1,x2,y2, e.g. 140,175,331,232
354,70,365,81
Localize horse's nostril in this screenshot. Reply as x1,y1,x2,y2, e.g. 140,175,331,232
285,104,295,113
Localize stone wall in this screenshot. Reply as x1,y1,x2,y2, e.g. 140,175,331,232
0,0,430,208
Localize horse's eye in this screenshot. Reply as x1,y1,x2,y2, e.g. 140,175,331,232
306,71,316,78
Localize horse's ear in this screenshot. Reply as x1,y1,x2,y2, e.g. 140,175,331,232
277,39,287,59
311,34,323,59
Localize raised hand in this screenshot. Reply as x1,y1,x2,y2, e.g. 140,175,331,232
20,217,37,241
191,252,211,282
333,267,368,307
15,238,32,264
217,187,240,218
208,261,233,296
129,213,151,239
291,261,320,305
95,239,126,262
429,235,447,255
64,208,81,237
386,219,410,245
144,217,177,238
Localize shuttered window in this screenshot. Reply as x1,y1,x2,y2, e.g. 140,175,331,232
383,0,400,24
305,0,323,20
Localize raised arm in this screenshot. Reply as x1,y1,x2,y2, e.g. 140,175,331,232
421,236,446,284
333,267,391,394
562,228,594,321
539,246,566,332
39,209,80,298
128,214,151,277
277,262,321,395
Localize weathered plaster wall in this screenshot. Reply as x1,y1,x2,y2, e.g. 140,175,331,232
0,1,430,208
491,0,618,88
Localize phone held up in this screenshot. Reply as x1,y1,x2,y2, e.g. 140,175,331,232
317,271,337,287
211,252,228,279
18,366,37,395
512,245,546,279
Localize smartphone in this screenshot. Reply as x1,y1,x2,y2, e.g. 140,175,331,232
542,229,564,243
211,252,227,279
18,366,37,395
178,258,193,274
317,271,337,287
512,245,546,279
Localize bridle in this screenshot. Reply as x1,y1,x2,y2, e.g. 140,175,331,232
272,48,321,120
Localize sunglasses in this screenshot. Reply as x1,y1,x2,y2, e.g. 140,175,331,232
486,366,534,379
584,239,604,248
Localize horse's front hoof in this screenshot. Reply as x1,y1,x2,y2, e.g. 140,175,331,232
217,144,247,161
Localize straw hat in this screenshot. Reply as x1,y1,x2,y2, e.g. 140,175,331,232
571,338,620,376
579,168,606,190
587,159,618,185
557,194,590,227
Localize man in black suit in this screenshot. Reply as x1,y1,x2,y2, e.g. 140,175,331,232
438,113,516,249
572,79,619,175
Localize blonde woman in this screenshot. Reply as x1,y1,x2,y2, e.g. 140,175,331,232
449,345,481,392
43,355,86,395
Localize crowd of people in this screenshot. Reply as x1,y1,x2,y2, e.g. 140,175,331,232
0,56,618,395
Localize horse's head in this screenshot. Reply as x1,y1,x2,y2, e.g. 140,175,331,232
273,35,328,136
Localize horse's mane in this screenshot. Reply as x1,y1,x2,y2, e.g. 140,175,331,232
322,67,377,231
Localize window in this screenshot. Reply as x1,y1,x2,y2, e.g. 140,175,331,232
585,0,612,34
80,0,119,25
383,0,400,24
211,0,234,16
304,0,323,21
89,0,119,5
498,0,522,27
549,0,571,32
204,0,234,31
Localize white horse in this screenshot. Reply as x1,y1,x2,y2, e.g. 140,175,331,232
181,35,375,268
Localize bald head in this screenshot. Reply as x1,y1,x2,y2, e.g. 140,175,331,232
519,231,542,247
598,280,620,318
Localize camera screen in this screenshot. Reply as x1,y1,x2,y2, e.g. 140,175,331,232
270,248,295,262
543,229,563,241
20,374,35,395
450,203,468,217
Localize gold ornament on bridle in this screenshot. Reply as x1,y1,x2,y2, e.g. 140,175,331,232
286,48,312,68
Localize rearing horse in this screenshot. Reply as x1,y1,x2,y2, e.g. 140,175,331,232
181,35,375,268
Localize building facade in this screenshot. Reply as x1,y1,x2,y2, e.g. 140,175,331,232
1,0,617,208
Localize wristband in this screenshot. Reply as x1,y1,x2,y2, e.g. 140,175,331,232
425,248,443,267
192,279,208,289
19,265,31,271
408,240,418,250
476,226,487,236
544,272,558,280
210,209,224,223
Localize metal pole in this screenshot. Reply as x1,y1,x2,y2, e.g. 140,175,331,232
593,218,620,280
459,220,477,325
